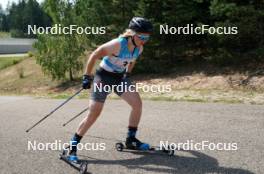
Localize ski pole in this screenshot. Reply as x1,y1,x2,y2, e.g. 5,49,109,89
62,107,89,127
26,88,83,133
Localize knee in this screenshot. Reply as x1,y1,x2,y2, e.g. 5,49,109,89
89,107,101,116
130,98,142,111
86,102,103,118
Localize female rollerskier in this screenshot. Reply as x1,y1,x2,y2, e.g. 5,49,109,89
68,17,153,161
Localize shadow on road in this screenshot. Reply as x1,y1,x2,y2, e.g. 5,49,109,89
80,149,254,174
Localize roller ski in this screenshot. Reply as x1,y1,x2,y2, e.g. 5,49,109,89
59,147,88,174
59,134,87,174
115,137,175,156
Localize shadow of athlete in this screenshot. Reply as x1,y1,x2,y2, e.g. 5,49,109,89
80,150,254,174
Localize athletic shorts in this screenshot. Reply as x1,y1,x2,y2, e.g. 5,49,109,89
90,67,135,103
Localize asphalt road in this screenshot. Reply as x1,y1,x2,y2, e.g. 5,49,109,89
0,38,36,54
0,96,263,174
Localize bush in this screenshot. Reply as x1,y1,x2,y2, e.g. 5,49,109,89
28,51,34,57
10,29,24,38
16,66,25,78
10,29,35,38
210,48,234,66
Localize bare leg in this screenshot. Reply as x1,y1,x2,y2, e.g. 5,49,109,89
120,91,142,127
120,91,149,149
76,100,104,136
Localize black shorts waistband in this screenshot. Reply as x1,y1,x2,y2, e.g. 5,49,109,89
96,67,125,79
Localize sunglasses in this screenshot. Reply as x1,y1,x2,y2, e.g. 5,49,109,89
137,34,150,41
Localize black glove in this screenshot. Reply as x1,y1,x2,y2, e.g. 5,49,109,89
123,72,131,79
82,75,93,89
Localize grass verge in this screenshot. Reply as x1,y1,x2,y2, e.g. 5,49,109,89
0,57,263,105
0,57,26,70
0,32,10,38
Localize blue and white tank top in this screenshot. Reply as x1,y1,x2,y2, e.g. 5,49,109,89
99,37,140,73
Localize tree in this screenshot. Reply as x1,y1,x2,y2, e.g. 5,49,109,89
6,0,51,37
0,5,9,31
35,0,85,81
34,0,138,80
34,0,264,79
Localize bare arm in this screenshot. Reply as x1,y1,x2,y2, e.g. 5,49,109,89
84,39,120,75
84,47,105,75
126,61,136,73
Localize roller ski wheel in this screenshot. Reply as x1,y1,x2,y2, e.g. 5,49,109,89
79,162,88,174
161,145,175,156
115,142,124,151
59,148,88,174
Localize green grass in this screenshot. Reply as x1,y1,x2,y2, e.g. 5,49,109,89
0,57,26,70
0,32,10,38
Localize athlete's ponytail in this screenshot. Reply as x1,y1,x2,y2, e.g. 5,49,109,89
119,29,136,38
